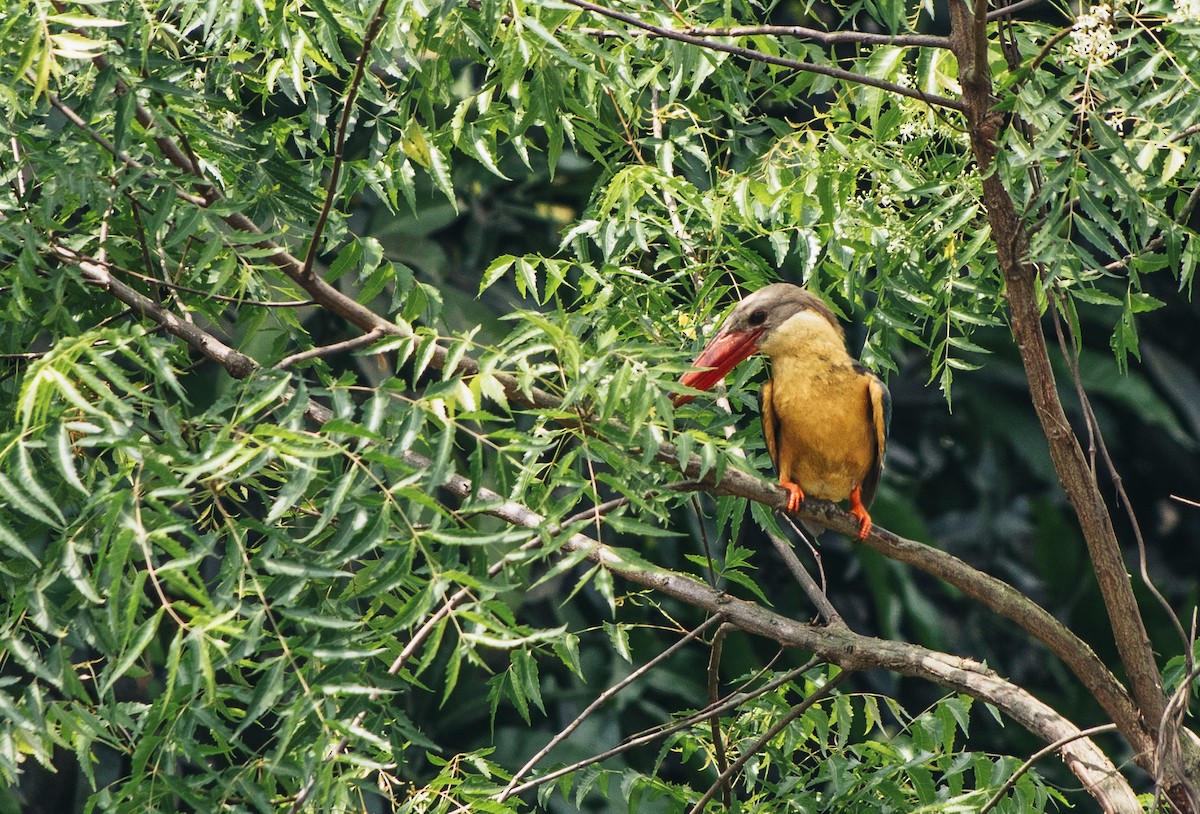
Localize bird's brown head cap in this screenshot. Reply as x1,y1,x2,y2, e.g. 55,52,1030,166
675,283,842,405
720,283,843,344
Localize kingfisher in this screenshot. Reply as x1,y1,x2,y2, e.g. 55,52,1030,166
674,283,890,539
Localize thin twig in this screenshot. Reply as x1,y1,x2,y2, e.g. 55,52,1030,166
274,329,386,369
1153,661,1200,813
979,724,1120,814
681,24,949,48
302,0,394,276
289,534,543,812
1172,121,1200,143
499,658,825,800
987,0,1052,20
781,515,830,598
497,614,726,800
561,0,967,113
766,530,842,625
686,669,853,814
706,623,735,808
1049,292,1190,662
578,24,948,47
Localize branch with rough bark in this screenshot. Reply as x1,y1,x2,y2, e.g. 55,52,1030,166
59,242,1140,811
946,0,1196,807
46,14,1184,807
559,0,966,113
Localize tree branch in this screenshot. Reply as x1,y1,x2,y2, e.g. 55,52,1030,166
579,23,949,48
946,0,1195,802
560,0,967,113
273,329,387,370
766,530,842,625
686,669,852,814
979,724,1121,814
680,24,949,48
658,435,1151,760
431,451,1138,811
986,0,1052,20
68,244,1140,813
497,615,726,801
301,0,393,276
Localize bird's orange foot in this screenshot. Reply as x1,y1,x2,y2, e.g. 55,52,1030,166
848,485,872,540
780,480,805,513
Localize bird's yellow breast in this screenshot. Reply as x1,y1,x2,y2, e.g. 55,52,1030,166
759,317,877,501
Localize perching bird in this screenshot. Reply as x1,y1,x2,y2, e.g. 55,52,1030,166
674,283,890,539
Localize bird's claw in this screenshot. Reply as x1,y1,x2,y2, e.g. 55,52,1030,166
781,481,805,513
848,485,872,540
849,506,872,540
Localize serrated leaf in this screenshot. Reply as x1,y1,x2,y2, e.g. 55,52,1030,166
100,609,163,698
480,255,516,293
0,470,60,528
0,516,40,564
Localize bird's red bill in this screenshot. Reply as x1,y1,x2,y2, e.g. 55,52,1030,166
674,328,763,406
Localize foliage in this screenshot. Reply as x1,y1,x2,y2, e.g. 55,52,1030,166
1,0,1199,810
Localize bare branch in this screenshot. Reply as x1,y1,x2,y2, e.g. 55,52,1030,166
274,329,387,370
431,457,1139,811
664,436,1149,760
687,670,852,814
73,250,1139,810
765,530,842,625
560,0,967,113
987,0,1054,20
1049,295,1191,662
497,615,726,801
979,724,1121,814
680,23,949,48
1155,662,1200,814
706,622,735,808
948,0,1164,768
302,0,393,276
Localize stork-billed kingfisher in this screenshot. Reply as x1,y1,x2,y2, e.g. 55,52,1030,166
674,284,891,539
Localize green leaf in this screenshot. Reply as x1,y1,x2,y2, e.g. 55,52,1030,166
0,470,60,528
99,609,164,698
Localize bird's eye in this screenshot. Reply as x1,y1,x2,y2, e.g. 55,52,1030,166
748,308,768,326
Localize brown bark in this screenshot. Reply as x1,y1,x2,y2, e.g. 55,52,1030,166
945,0,1197,805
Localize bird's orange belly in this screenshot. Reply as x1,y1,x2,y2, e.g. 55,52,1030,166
768,377,874,502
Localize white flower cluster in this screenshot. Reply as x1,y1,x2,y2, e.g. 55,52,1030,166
1069,4,1119,64
1169,0,1200,21
898,118,935,141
